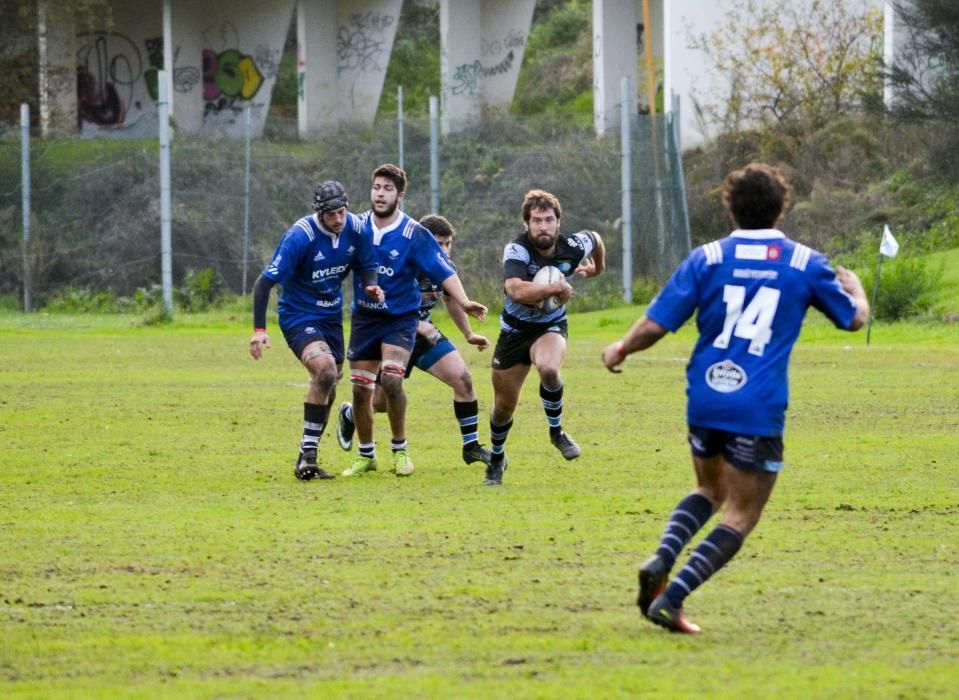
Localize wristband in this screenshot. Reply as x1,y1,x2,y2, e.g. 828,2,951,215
614,341,626,359
254,327,266,333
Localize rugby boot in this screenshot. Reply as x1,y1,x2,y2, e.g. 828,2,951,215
336,402,355,451
462,442,492,466
393,448,414,476
294,449,335,481
342,454,377,476
646,594,702,634
550,429,582,460
637,555,668,616
484,453,508,486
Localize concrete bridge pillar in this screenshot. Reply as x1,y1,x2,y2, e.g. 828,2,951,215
592,0,639,136
440,0,535,133
38,0,78,137
297,0,402,136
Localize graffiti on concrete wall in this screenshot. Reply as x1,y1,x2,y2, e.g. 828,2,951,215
76,30,203,130
481,28,526,58
337,11,395,74
451,28,525,97
201,22,266,118
76,31,142,127
142,37,201,99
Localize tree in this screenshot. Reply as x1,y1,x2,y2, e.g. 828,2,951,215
0,0,112,131
688,0,883,140
883,0,959,177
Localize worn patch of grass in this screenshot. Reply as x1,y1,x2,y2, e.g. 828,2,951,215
1,308,956,697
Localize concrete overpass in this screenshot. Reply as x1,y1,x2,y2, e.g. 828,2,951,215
38,0,890,146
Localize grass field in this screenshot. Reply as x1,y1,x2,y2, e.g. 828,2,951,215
1,306,957,698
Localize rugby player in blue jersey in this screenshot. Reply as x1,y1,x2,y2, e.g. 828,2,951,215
341,164,488,478
486,189,608,486
601,163,869,634
337,214,493,468
249,181,384,481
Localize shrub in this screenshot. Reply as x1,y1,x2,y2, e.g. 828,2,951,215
858,257,943,321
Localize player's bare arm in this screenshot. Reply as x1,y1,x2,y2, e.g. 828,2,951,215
504,276,573,306
575,232,606,277
836,265,870,330
249,273,276,360
601,315,668,373
443,296,490,350
440,275,488,321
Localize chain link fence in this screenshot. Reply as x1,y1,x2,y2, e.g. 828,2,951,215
0,105,690,311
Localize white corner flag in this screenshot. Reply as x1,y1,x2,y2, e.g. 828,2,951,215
880,224,900,258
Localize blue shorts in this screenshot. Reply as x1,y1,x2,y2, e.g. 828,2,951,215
407,331,456,378
282,319,345,363
687,425,784,473
347,309,419,362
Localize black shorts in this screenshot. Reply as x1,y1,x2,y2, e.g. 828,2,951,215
688,425,784,473
491,321,568,370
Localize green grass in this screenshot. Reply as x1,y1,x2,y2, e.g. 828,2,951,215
1,307,957,698
923,247,959,316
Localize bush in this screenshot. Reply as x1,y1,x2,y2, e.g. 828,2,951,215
859,257,943,322
174,267,224,312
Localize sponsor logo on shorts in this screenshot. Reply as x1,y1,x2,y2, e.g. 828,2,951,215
689,434,705,452
305,326,317,335
705,360,747,393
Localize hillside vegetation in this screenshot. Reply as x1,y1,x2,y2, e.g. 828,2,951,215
0,0,956,322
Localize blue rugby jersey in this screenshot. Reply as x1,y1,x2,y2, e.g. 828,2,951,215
646,229,860,436
262,212,376,331
499,230,597,331
351,211,456,316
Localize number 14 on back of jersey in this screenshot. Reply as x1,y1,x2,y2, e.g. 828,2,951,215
713,284,781,356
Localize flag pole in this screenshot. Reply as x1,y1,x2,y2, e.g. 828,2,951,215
866,251,883,346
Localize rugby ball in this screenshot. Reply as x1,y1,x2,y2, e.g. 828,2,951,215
533,265,564,313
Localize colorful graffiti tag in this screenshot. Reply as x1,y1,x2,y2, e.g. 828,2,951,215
202,22,266,117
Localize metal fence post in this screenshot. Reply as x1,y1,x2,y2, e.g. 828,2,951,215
242,103,252,296
671,93,692,254
620,77,633,304
20,103,32,312
429,95,439,213
158,70,174,315
397,85,405,171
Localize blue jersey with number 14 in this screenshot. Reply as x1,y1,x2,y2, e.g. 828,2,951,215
646,229,860,436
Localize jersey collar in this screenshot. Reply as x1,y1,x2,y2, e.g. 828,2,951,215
313,213,340,241
730,228,785,240
371,210,405,236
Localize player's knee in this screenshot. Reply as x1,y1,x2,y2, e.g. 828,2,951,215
454,369,474,396
538,367,562,387
309,367,336,392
